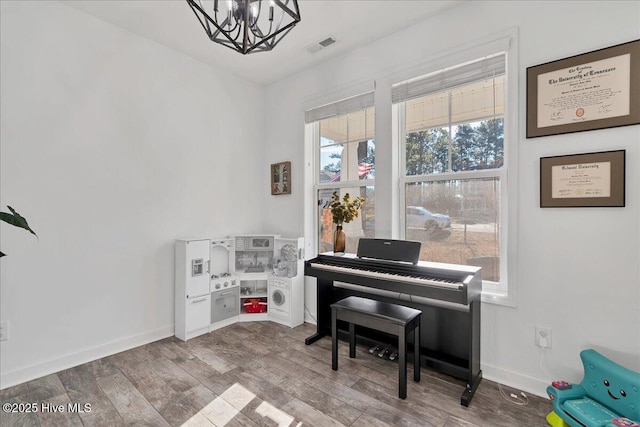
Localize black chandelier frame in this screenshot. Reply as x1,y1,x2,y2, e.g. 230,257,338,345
187,0,301,55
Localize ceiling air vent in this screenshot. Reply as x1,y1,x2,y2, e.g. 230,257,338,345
306,36,337,54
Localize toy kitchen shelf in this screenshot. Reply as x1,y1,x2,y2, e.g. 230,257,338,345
233,235,274,321
238,275,269,320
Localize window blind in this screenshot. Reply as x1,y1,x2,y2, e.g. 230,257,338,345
392,54,506,104
305,91,375,124
404,76,505,132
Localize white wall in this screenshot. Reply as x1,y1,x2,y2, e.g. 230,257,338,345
262,1,640,397
0,1,265,387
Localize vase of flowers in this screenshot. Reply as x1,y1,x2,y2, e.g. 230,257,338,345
324,191,365,254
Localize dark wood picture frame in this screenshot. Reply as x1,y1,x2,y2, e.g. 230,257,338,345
271,161,291,195
527,40,640,138
540,150,625,208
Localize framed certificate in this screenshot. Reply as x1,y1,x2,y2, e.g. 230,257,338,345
540,150,625,207
527,40,640,138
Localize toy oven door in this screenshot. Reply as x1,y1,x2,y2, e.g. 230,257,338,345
211,287,239,323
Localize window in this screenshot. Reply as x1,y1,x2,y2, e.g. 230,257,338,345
304,34,517,305
396,54,509,297
305,93,375,254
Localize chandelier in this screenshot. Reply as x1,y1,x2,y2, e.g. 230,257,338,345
187,0,301,55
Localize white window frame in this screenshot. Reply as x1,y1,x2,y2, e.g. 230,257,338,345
395,44,517,307
305,93,376,256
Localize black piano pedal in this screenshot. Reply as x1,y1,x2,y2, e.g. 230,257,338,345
369,345,383,354
378,348,391,358
389,351,398,361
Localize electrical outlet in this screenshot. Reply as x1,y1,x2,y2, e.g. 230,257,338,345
535,326,551,348
0,321,8,341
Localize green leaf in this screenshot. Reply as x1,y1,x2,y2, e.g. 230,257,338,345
1,206,37,237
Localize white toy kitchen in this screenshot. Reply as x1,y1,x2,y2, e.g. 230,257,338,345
175,235,304,341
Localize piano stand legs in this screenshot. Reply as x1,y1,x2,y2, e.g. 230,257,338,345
460,370,483,407
305,330,328,345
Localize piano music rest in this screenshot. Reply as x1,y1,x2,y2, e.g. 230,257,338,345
331,296,421,399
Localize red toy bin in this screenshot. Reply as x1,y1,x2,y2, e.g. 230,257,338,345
243,298,267,313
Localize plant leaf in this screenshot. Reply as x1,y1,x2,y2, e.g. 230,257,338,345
1,206,37,236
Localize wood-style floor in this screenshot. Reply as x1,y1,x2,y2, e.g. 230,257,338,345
0,321,551,426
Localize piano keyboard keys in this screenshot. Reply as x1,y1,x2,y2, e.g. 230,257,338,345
309,262,465,291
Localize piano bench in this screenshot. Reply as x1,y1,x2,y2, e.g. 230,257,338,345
330,296,422,399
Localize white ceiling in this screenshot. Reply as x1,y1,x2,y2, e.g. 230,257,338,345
62,0,464,86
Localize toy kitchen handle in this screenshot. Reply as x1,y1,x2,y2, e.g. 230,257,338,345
206,260,210,274
221,291,234,296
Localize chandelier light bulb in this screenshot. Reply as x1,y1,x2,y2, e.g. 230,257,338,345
250,2,258,19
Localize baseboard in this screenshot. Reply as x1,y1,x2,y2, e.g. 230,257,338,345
0,325,174,390
481,361,550,399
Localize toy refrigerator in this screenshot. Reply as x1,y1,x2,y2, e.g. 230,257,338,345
175,239,211,340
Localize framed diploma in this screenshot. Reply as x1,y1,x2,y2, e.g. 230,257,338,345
527,40,640,138
540,150,625,207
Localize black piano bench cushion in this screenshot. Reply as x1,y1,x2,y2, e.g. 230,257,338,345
331,296,421,325
330,296,421,399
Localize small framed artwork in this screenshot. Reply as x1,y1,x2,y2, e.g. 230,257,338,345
526,39,640,138
271,161,291,195
540,150,625,208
